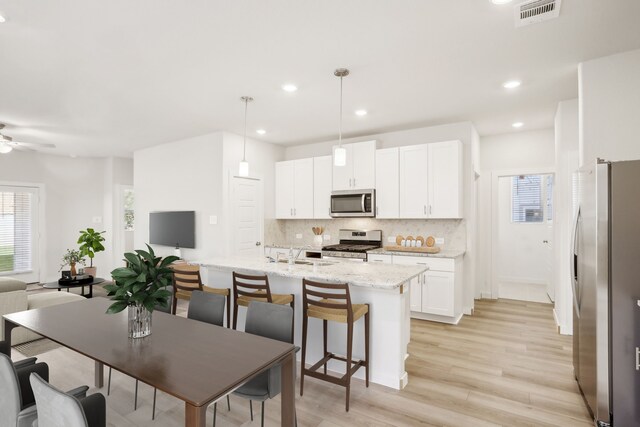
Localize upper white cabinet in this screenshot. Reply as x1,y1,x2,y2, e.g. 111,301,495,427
375,148,399,218
332,140,376,191
399,145,429,218
428,141,463,218
313,156,332,219
275,158,314,219
399,140,463,219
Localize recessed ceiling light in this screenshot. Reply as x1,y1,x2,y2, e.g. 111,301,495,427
0,14,6,23
512,122,524,128
491,0,513,4
256,129,266,135
355,109,368,117
282,84,298,93
503,80,521,89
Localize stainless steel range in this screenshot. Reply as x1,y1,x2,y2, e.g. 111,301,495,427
321,229,382,262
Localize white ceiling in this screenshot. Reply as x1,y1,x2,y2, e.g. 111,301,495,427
1,0,639,157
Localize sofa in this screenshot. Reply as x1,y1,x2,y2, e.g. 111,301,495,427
0,277,85,345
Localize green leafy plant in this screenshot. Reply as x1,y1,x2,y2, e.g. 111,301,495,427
77,228,106,267
59,249,86,271
104,244,178,314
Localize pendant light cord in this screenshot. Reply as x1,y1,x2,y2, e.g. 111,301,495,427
339,75,343,146
243,98,248,162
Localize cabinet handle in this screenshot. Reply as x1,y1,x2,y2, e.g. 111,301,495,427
423,205,426,215
294,208,297,216
429,205,432,215
376,206,379,216
349,178,352,187
353,178,356,187
290,208,293,216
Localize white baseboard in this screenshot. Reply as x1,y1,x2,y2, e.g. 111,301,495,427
498,276,547,286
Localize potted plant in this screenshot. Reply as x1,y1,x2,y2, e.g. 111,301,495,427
60,249,86,276
77,228,106,277
104,244,178,338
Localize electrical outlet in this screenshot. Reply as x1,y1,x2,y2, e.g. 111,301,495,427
296,233,303,239
92,216,102,224
435,237,444,245
324,235,331,241
209,215,218,225
387,236,396,243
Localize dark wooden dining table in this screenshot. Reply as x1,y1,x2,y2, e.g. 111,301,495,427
3,297,296,426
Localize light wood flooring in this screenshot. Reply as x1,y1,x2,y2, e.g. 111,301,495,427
11,298,592,426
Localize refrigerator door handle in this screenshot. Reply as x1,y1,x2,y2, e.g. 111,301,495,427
571,207,581,317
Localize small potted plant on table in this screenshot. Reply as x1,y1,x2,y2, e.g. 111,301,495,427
60,249,85,277
104,244,178,338
77,228,106,277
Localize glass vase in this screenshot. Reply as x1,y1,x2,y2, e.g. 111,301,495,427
128,303,152,339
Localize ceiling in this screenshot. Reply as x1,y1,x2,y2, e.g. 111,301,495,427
1,0,639,157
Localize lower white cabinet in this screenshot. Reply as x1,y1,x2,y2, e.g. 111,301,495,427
369,253,462,324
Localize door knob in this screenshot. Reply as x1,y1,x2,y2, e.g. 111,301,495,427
543,240,549,243
255,242,262,246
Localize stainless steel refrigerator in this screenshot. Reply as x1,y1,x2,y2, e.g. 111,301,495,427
572,159,640,427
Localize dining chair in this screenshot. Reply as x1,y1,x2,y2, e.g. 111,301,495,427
0,339,38,370
171,264,231,327
30,372,106,427
232,272,295,341
213,301,294,427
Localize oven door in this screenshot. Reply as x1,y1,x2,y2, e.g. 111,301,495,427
330,189,375,217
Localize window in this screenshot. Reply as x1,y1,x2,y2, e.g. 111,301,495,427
124,188,134,231
511,175,552,223
0,187,37,274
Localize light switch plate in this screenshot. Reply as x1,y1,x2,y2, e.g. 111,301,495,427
324,235,331,241
92,216,102,224
209,215,218,225
296,233,303,239
435,237,445,245
387,236,396,243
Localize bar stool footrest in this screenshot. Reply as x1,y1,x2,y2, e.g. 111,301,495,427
303,353,366,384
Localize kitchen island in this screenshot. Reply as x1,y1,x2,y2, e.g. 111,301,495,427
195,257,427,390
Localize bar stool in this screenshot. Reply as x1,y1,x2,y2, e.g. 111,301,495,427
300,278,370,412
232,272,295,340
171,264,231,327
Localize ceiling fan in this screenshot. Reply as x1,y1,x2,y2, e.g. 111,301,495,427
0,123,56,154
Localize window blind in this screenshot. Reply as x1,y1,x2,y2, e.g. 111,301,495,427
0,189,34,274
511,175,544,223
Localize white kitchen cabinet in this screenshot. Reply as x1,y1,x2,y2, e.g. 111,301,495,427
332,140,376,191
375,148,399,218
275,158,314,219
367,253,392,263
423,271,455,316
399,141,463,219
313,156,332,219
428,141,463,218
399,145,429,218
392,255,427,313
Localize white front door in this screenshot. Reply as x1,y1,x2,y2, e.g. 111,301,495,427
231,177,263,257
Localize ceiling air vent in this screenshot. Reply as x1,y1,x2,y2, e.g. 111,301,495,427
514,0,561,27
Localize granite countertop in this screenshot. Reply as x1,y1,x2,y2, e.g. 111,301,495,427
367,248,466,258
265,244,323,251
193,257,427,290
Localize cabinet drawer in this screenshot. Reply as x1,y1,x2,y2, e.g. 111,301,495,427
368,254,393,264
391,255,454,272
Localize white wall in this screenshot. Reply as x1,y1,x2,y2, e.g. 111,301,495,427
283,121,479,315
554,99,579,335
134,131,285,261
0,151,132,282
476,128,555,298
579,48,640,166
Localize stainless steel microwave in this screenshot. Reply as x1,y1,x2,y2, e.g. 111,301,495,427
330,189,376,217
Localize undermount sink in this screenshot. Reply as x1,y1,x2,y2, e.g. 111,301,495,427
276,259,313,265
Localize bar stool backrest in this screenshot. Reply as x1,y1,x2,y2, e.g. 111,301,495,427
232,272,273,303
302,279,354,323
171,264,204,293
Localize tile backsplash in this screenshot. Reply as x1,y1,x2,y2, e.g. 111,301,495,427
264,218,466,250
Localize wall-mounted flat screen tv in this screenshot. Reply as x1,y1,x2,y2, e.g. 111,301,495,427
149,211,195,249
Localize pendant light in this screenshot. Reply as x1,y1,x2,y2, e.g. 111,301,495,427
239,96,253,177
333,68,349,167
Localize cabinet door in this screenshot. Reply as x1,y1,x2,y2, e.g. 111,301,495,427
399,145,429,218
313,156,332,219
275,161,294,219
375,148,399,218
332,144,353,191
428,141,463,218
352,140,376,189
293,158,314,218
368,254,393,263
410,275,423,312
422,271,455,316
